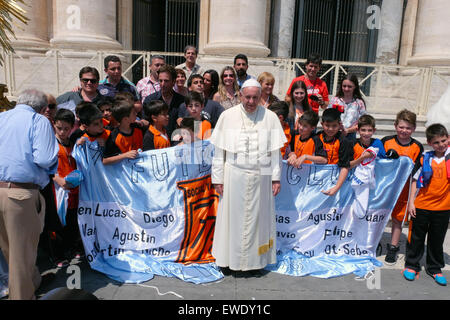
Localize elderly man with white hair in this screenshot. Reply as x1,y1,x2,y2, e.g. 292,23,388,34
209,79,287,275
0,89,59,299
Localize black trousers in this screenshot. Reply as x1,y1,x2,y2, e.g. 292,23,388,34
405,208,449,274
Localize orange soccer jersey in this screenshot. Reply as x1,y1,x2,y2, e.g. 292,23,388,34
56,141,78,209
382,135,423,222
281,121,292,159
142,125,171,151
353,140,368,161
196,119,212,140
82,129,111,143
293,134,326,164
317,131,353,167
103,125,144,158
414,152,450,212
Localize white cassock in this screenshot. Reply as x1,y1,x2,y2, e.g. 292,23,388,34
209,104,287,270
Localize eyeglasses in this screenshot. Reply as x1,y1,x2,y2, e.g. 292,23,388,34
47,104,56,109
81,78,98,84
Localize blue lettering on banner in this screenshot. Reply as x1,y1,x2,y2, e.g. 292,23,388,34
72,140,414,282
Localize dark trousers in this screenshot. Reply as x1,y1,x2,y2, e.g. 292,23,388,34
63,207,81,252
405,208,449,274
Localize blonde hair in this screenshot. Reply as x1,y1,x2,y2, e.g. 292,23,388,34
257,72,275,85
218,66,239,100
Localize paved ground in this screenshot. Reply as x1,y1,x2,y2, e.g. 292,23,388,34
2,226,450,304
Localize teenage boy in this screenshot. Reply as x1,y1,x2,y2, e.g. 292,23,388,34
382,109,423,264
268,101,292,159
176,74,224,128
403,123,449,286
316,108,353,196
287,110,327,168
285,53,329,113
103,100,143,164
184,91,211,140
142,100,171,151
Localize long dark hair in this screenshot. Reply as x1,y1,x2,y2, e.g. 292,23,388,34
336,74,365,105
288,80,311,119
203,69,219,99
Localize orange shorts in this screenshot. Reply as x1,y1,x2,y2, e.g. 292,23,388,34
391,183,410,223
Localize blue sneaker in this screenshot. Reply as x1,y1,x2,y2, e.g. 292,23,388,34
426,270,447,286
403,268,419,281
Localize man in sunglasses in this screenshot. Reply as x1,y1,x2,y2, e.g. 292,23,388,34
43,94,58,123
56,66,103,109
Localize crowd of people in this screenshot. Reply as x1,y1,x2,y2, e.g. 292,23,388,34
0,47,448,300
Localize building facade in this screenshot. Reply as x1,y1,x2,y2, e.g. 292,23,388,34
2,0,450,113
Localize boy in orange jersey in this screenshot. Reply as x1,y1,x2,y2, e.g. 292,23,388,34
315,108,353,196
287,110,327,168
350,114,386,169
103,99,143,164
268,101,292,159
77,102,111,146
403,124,449,286
142,100,171,151
53,108,82,265
97,96,116,129
184,91,212,140
381,109,423,264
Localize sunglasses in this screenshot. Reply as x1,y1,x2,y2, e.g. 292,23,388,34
48,104,56,109
223,74,234,78
81,78,98,84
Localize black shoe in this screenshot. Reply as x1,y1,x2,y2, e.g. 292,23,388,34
385,244,399,264
376,243,382,256
248,269,264,278
36,273,56,293
220,267,233,276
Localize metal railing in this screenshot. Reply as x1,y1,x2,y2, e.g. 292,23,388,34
1,48,449,116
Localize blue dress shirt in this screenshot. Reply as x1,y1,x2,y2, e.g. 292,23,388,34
0,104,59,189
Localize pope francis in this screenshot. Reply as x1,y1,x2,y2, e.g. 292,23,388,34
209,79,287,273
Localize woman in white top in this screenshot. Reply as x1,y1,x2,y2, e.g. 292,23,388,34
213,66,241,109
329,74,366,141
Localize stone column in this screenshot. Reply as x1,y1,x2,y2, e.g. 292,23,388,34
50,0,122,51
11,0,49,55
406,0,450,66
375,0,404,65
202,0,270,57
270,0,295,58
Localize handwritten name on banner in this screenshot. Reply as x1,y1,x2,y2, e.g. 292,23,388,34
72,140,413,283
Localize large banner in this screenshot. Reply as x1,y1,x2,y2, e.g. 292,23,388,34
268,157,413,278
72,140,413,283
